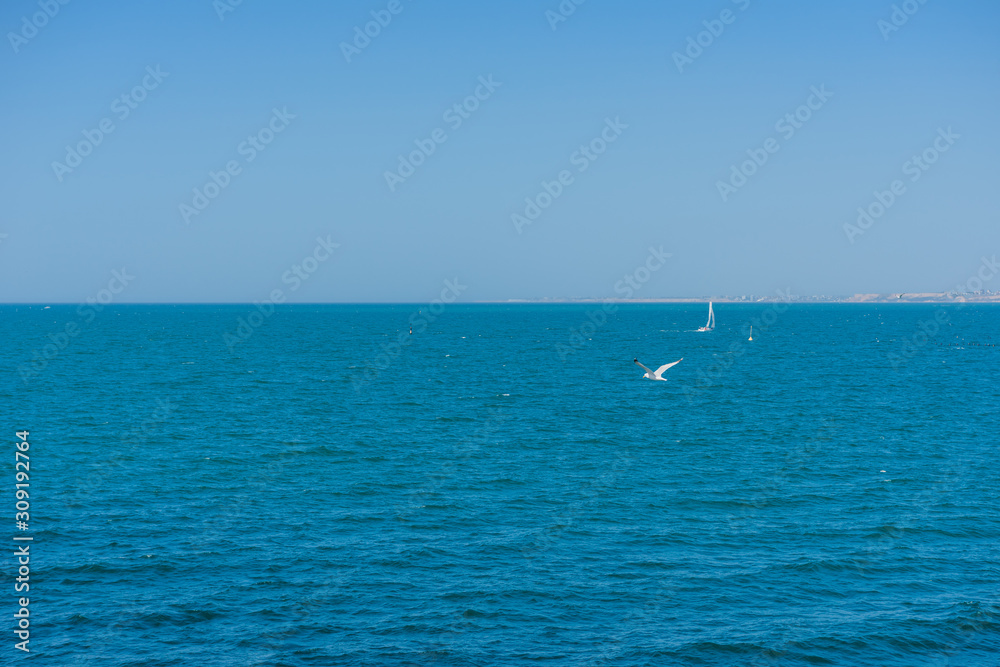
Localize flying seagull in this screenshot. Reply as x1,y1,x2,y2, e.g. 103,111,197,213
634,357,682,381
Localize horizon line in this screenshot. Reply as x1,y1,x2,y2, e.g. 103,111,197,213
3,295,999,306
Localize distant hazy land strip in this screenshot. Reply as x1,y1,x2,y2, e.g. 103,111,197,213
489,293,1000,304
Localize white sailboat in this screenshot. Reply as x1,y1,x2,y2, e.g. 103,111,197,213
697,301,715,332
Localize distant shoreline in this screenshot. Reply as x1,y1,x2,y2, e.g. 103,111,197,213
485,294,1000,304
4,294,1000,306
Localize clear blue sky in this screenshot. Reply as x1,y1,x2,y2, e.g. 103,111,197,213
1,0,998,302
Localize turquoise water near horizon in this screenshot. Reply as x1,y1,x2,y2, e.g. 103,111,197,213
2,303,998,665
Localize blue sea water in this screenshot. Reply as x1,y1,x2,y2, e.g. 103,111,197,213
2,303,999,666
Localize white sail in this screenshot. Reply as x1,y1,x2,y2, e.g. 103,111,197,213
698,301,714,331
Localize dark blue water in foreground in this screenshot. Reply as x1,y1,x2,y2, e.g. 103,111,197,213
2,303,999,666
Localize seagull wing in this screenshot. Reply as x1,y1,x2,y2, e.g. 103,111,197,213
654,358,683,376
634,359,654,375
